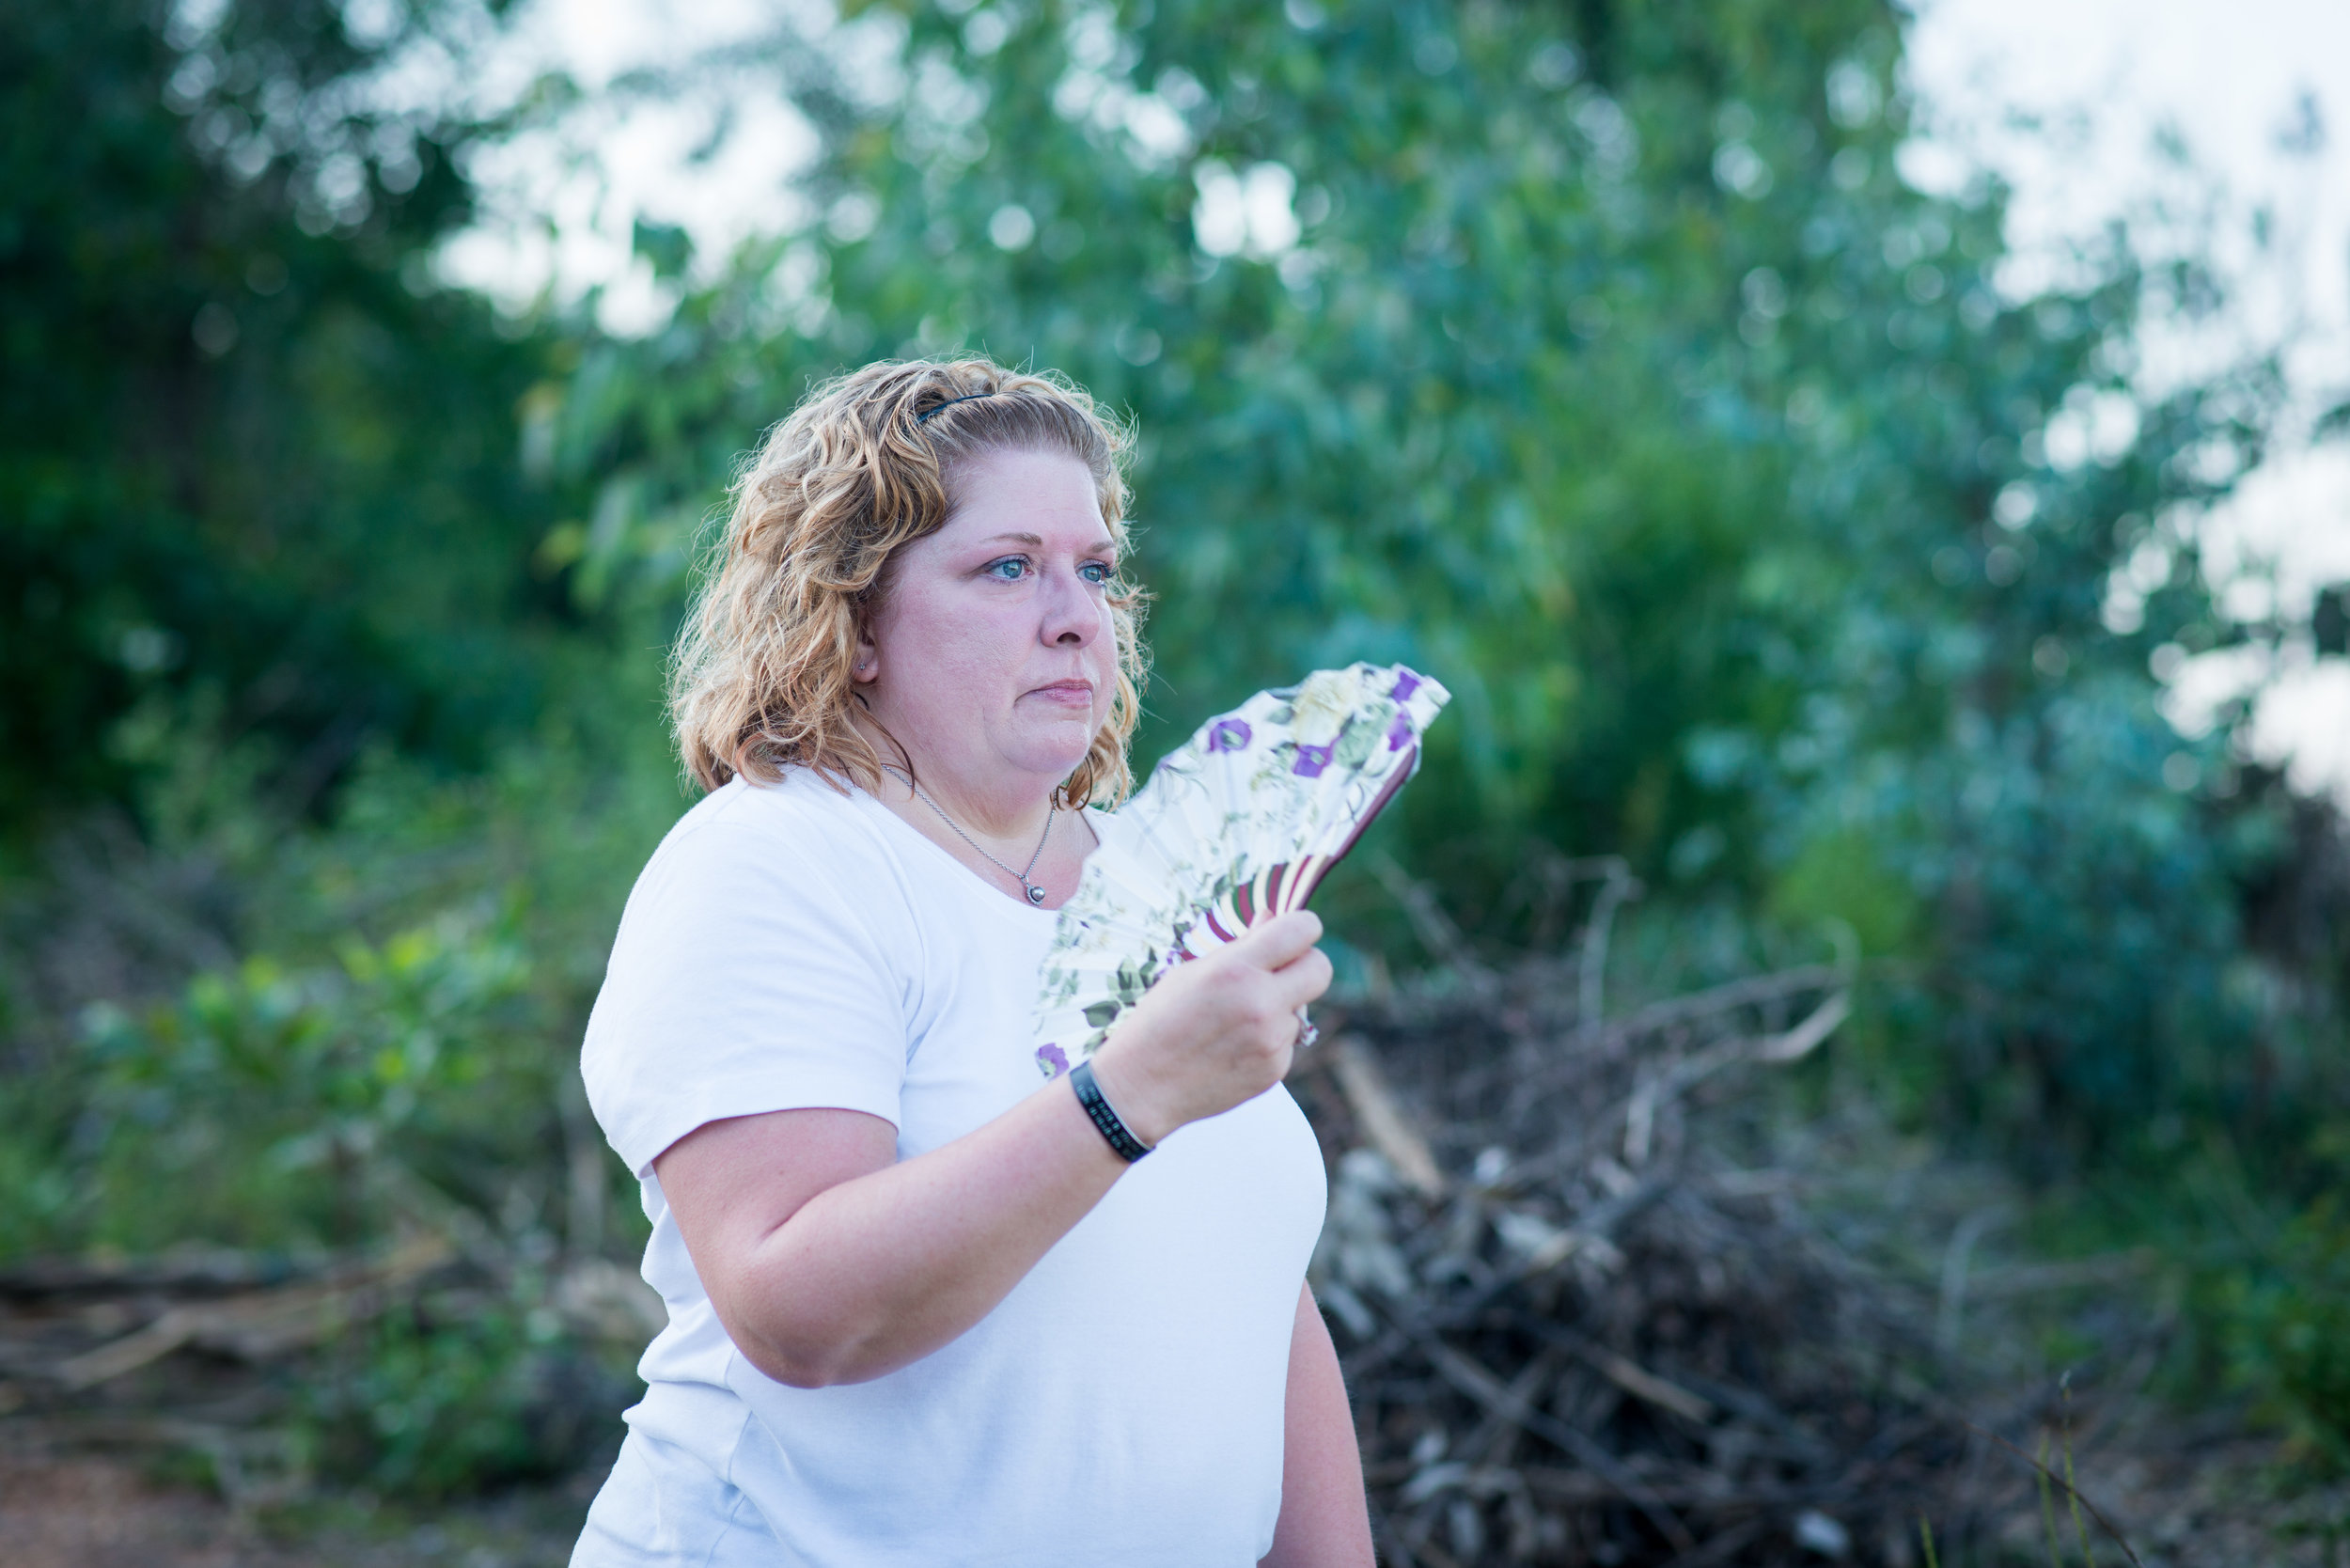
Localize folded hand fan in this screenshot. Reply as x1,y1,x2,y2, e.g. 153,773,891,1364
1031,663,1449,1077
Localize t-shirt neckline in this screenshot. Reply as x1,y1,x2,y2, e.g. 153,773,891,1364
847,782,1074,917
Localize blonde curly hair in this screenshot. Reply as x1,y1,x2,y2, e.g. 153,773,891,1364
670,357,1146,805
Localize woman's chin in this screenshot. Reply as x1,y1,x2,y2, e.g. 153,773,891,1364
999,722,1100,781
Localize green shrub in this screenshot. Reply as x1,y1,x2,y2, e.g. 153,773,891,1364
70,917,540,1252
297,1288,632,1498
2248,1198,2350,1467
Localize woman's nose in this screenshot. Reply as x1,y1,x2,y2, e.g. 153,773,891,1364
1038,564,1099,646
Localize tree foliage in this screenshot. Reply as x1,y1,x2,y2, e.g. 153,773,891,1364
0,0,565,828
535,0,2324,1160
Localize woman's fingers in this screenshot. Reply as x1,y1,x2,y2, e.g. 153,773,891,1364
1267,943,1334,1012
1089,909,1333,1138
1234,909,1324,971
1183,912,1330,1030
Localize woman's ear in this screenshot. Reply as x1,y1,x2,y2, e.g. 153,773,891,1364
854,627,879,683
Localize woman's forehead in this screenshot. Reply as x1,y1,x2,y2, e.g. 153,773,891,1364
939,449,1114,543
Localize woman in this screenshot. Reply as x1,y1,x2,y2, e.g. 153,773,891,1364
573,358,1374,1566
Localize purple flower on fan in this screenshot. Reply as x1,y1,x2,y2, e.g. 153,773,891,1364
1036,1043,1069,1077
1208,718,1252,752
1292,743,1334,777
1388,670,1422,703
1386,713,1415,751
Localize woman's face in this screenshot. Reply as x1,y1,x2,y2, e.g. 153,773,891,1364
856,447,1120,801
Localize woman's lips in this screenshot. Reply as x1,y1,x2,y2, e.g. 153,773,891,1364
1027,680,1096,707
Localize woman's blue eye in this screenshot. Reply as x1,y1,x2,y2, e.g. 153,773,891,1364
1080,562,1112,585
985,557,1028,580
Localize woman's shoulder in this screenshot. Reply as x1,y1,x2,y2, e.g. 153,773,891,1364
644,771,890,889
684,768,871,834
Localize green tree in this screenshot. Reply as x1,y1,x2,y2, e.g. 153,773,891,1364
0,0,569,831
540,0,2315,1161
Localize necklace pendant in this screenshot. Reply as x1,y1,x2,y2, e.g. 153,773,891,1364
1026,884,1046,905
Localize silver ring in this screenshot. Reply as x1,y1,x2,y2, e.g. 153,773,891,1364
1294,1010,1320,1049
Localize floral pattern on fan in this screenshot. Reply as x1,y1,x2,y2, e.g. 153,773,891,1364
1032,663,1449,1077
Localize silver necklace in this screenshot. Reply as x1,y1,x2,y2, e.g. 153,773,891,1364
890,771,1057,905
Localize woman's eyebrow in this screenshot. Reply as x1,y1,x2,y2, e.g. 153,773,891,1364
978,531,1118,554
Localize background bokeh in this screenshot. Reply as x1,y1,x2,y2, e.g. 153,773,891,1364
4,0,2348,1549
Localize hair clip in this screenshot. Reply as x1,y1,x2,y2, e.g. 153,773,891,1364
915,390,998,425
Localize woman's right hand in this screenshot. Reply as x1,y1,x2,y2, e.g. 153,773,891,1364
1085,910,1333,1146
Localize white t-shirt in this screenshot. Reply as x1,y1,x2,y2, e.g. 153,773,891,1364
574,771,1329,1568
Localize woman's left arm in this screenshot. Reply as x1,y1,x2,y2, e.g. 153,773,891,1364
1261,1284,1376,1568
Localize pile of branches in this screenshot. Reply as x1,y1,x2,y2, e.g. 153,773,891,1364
1289,865,1982,1567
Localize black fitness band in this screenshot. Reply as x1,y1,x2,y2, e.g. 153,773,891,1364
1069,1060,1153,1162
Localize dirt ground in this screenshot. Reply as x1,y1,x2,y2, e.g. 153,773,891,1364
5,1435,2348,1567
0,1448,592,1568
1990,1435,2350,1568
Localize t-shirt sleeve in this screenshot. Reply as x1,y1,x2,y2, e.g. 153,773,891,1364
581,814,913,1176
